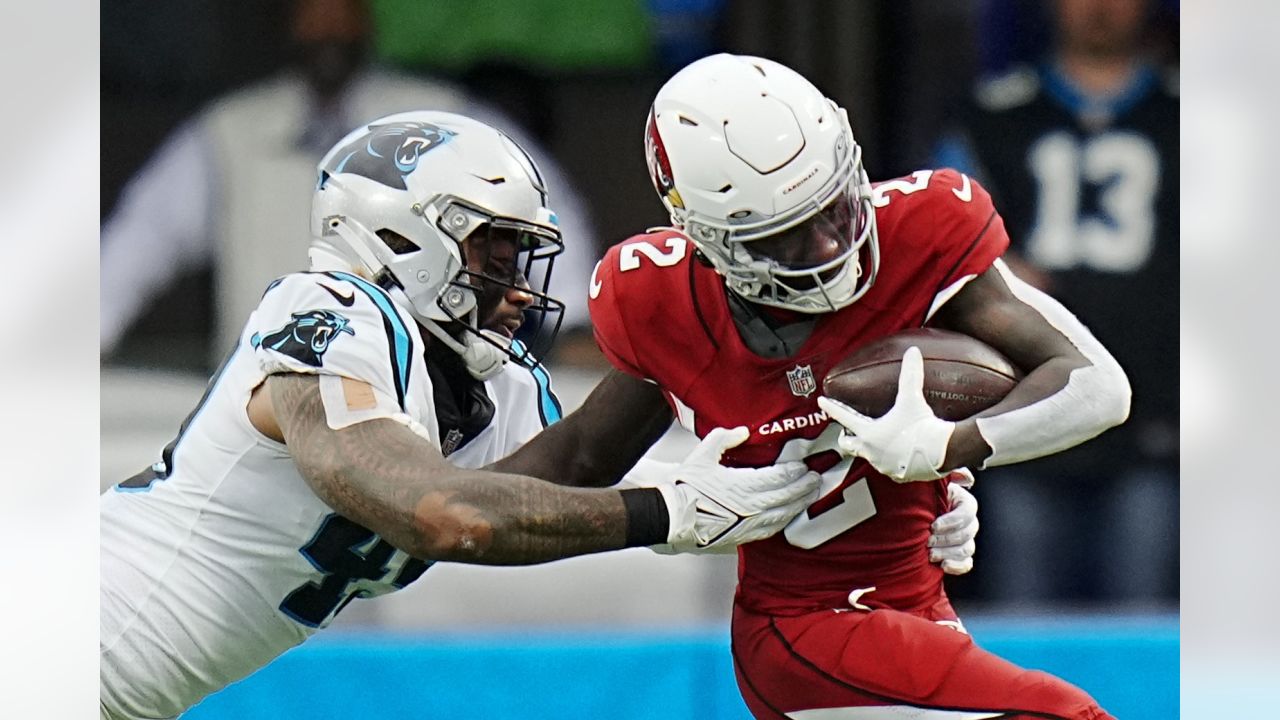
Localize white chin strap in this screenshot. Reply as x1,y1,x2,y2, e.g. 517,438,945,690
418,317,509,381
325,215,508,381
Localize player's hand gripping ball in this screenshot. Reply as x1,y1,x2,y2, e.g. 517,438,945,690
821,328,1020,420
819,329,1020,482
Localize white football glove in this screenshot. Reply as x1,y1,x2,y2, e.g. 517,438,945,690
632,427,821,554
817,346,956,483
929,472,979,575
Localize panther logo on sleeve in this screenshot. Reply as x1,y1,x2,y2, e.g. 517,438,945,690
252,310,356,367
320,121,455,190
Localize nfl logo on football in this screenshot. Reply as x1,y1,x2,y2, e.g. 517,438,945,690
786,364,816,398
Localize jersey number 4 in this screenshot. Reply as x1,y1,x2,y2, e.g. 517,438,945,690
279,513,431,628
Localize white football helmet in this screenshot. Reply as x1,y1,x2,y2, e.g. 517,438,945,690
310,111,564,379
645,53,878,313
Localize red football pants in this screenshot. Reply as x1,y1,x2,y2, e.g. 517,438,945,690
731,604,1114,719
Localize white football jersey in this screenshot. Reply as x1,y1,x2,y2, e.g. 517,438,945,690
100,271,560,720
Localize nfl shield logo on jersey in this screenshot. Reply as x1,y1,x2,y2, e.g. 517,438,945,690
786,364,817,397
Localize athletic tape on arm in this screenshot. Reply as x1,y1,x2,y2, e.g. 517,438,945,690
318,374,411,430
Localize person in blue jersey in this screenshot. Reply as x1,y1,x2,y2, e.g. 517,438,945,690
931,0,1178,604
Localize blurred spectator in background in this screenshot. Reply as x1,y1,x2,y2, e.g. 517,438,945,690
100,0,598,366
932,0,1178,605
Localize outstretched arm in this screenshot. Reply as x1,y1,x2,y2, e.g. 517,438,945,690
263,372,817,562
493,369,674,487
268,372,634,565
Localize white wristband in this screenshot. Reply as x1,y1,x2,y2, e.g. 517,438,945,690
974,260,1132,467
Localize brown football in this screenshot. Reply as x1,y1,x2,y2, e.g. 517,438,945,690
823,328,1022,421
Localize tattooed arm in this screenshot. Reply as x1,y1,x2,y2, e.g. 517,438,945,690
260,372,639,565
254,371,819,559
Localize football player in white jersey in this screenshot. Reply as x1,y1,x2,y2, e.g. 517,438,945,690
100,111,829,720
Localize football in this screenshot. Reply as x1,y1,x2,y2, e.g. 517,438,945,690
823,328,1021,421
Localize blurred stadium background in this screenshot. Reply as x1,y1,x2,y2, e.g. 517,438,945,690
99,1,1180,717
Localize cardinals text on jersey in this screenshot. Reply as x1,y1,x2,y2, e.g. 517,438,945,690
590,169,1009,615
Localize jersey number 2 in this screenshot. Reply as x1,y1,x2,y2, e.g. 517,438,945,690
589,236,689,300
619,236,688,271
780,424,878,549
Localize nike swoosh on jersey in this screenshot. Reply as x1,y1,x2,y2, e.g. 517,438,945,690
588,261,604,299
951,173,973,202
317,282,356,307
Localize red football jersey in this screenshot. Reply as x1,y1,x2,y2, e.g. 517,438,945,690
590,169,1009,616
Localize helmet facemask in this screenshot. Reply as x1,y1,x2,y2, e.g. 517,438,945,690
645,55,883,314
347,195,564,378
684,135,879,314
430,198,565,369
310,112,567,379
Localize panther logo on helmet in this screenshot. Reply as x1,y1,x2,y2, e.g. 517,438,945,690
322,121,456,190
644,109,684,210
252,309,356,367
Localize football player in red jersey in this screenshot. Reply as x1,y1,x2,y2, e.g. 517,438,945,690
584,54,1130,719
